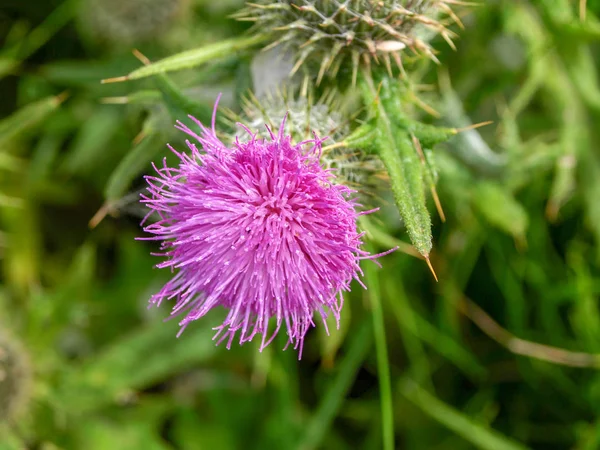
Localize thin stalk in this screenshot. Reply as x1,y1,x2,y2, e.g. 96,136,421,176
365,247,394,450
296,317,373,450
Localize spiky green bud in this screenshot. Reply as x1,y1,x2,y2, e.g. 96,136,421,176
239,0,461,84
225,89,383,189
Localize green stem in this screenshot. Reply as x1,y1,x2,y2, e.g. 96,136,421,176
296,317,373,450
365,247,394,450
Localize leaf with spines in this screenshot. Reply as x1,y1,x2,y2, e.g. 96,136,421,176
130,49,214,124
379,128,433,258
101,55,214,205
413,136,446,222
362,76,433,260
101,35,267,83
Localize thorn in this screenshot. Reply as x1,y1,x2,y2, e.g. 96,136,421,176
322,142,347,152
316,58,329,86
412,135,446,222
301,74,309,98
410,91,440,118
351,51,360,87
425,256,438,282
392,52,407,78
363,53,373,83
101,75,129,84
101,96,129,104
432,189,446,222
291,50,309,75
382,52,393,77
132,48,151,65
375,81,383,100
133,129,146,145
439,2,465,29
413,83,437,92
54,91,70,104
440,29,457,51
454,120,494,133
89,202,111,229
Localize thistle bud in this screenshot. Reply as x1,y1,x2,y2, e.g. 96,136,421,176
239,0,461,83
225,89,383,190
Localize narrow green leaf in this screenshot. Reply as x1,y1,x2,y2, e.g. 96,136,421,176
62,108,123,174
73,419,170,450
172,408,238,450
399,379,529,450
60,321,218,414
582,159,600,261
28,133,64,182
0,94,65,148
364,247,394,450
104,127,163,201
296,317,373,450
440,80,506,176
567,243,600,350
378,129,432,256
153,74,213,124
27,243,96,347
318,298,351,368
0,0,75,79
472,182,529,243
383,276,486,380
102,90,162,106
108,34,268,82
362,76,433,256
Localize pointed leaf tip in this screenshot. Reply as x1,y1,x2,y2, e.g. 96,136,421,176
425,256,438,282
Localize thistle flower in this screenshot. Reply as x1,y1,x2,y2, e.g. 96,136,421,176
239,0,462,84
140,100,393,356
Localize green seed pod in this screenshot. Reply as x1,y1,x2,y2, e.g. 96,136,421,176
0,332,32,422
239,0,461,83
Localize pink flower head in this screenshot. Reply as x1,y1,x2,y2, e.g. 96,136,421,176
140,98,394,357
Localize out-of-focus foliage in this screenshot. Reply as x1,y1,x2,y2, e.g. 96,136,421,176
1,0,600,449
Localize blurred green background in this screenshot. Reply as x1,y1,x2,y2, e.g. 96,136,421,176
2,0,600,448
